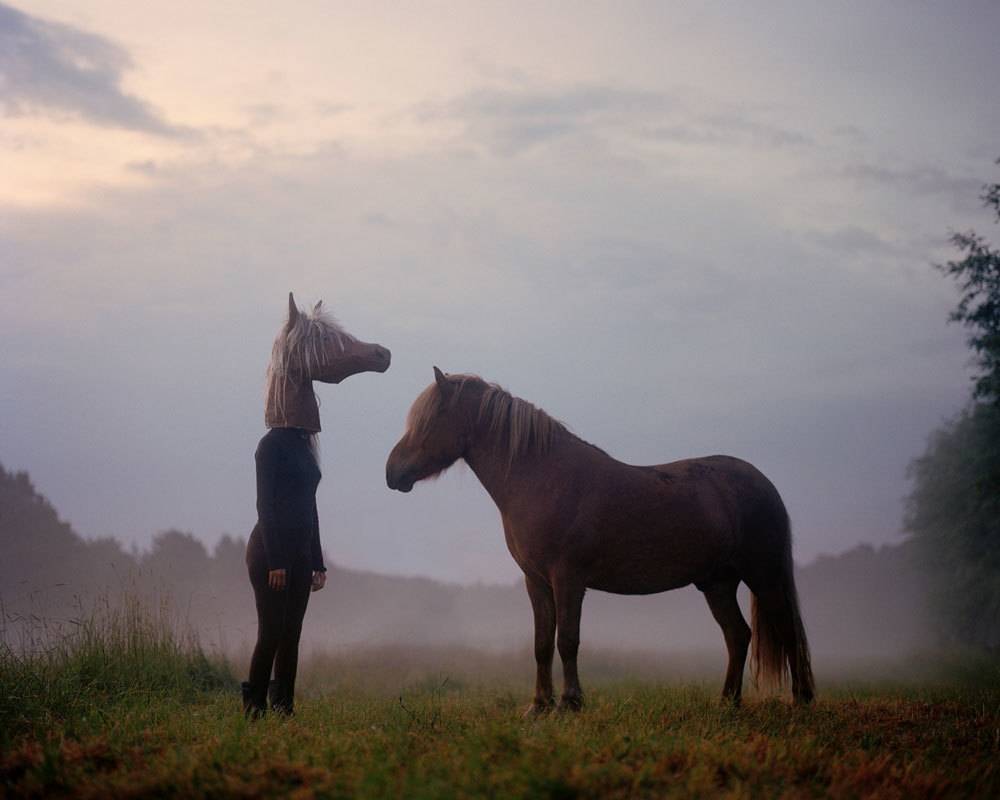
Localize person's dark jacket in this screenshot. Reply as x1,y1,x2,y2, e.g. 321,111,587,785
253,427,325,572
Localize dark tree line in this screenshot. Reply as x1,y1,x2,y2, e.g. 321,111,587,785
906,161,1000,650
0,463,248,634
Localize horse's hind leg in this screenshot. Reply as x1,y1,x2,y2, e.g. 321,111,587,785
524,573,556,715
700,579,751,706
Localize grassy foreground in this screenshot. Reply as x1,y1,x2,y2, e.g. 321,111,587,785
2,606,999,798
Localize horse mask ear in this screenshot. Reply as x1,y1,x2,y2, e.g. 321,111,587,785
433,366,453,399
286,292,299,332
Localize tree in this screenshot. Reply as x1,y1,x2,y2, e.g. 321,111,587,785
906,162,1000,649
906,405,1000,648
938,160,1000,404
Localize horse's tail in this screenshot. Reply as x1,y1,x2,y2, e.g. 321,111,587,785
749,510,815,703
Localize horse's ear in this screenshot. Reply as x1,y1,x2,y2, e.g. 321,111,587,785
314,300,323,313
433,366,451,396
286,292,299,331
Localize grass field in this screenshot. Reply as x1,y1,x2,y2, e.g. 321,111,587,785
2,601,999,798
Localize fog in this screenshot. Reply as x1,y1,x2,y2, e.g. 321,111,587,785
3,465,935,682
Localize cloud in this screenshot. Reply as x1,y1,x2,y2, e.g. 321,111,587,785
831,124,868,145
804,225,899,258
417,84,676,155
440,85,674,119
417,82,816,159
843,162,982,207
361,211,396,228
124,159,158,175
0,2,188,137
646,114,813,150
315,101,350,118
242,103,283,126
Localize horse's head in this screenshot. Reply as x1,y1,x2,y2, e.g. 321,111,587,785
386,367,474,492
265,292,391,431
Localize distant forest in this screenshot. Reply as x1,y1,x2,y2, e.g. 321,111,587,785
1,463,934,662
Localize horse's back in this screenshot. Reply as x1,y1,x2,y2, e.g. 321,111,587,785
579,454,788,594
646,454,783,516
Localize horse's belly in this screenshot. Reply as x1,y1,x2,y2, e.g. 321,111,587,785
587,572,692,595
582,519,734,595
585,548,709,594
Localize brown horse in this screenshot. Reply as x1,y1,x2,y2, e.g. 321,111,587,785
386,368,814,712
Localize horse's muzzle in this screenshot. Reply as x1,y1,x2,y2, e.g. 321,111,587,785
385,462,413,492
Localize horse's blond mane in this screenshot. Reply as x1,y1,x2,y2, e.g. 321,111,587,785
265,302,352,422
406,374,567,463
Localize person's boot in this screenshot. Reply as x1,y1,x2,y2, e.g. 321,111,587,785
268,679,294,717
241,681,267,719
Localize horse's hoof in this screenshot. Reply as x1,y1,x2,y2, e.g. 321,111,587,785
523,700,555,718
557,696,583,713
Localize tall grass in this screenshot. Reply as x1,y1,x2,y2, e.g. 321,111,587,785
0,592,235,743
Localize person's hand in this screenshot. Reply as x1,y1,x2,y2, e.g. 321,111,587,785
268,569,287,590
311,571,326,592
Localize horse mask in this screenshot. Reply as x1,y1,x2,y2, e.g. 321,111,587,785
264,293,391,431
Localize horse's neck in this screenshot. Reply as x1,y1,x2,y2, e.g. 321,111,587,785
463,429,570,511
464,440,518,510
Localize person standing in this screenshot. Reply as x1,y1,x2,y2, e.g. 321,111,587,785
243,293,390,717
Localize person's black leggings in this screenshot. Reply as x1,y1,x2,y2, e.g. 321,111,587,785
245,526,312,714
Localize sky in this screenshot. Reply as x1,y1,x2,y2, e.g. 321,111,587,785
1,0,998,584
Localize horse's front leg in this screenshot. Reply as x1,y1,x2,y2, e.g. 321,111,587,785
554,575,586,712
524,573,556,715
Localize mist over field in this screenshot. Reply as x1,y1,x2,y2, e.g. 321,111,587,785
2,464,934,676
